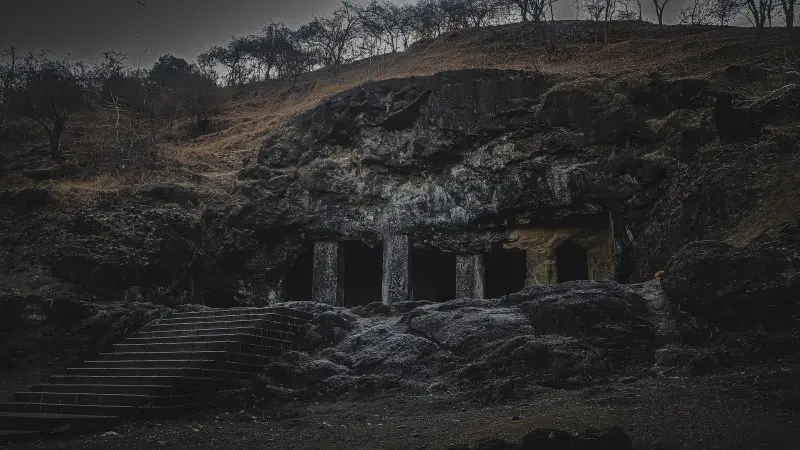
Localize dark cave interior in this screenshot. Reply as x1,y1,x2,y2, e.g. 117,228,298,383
411,248,457,302
343,241,383,307
484,247,528,298
555,240,589,282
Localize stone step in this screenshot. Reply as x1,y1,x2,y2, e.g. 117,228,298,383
0,306,306,436
31,384,179,396
268,306,314,322
136,325,295,340
141,318,291,333
97,351,274,366
170,307,312,322
0,412,119,432
64,367,246,379
13,392,197,407
112,340,284,356
50,375,218,386
124,333,293,348
0,402,198,419
169,308,272,319
83,359,266,372
0,402,136,417
155,312,289,325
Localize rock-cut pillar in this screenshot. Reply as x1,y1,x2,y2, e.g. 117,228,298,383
312,241,344,306
456,254,484,299
382,235,411,304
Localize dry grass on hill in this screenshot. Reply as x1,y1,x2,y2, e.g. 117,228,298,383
177,22,799,182
2,21,799,198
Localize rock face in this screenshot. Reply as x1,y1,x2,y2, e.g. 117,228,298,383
0,280,181,371
2,67,800,317
661,241,800,328
236,67,800,296
238,70,660,266
259,281,657,399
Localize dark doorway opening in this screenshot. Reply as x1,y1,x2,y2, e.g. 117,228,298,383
286,247,314,302
555,240,589,282
343,242,383,307
411,249,456,302
484,247,527,298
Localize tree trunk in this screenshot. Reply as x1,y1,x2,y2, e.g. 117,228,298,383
49,120,64,160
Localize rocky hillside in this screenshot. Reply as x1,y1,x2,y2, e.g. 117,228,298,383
0,22,799,427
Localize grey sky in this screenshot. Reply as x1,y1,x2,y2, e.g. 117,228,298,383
0,0,733,67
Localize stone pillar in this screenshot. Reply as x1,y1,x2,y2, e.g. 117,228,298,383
456,254,484,299
382,235,410,304
312,241,344,306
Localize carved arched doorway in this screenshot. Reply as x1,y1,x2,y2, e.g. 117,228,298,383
555,240,589,282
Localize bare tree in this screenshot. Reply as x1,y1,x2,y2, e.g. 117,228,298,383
359,1,404,54
679,0,710,24
461,0,507,27
743,0,775,29
708,0,743,25
778,0,797,27
198,37,252,86
504,0,552,21
297,1,363,67
409,0,449,38
652,0,673,26
579,0,613,21
10,52,85,160
615,0,639,19
147,54,218,133
576,0,618,42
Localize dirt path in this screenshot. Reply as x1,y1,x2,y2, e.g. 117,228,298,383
7,373,798,450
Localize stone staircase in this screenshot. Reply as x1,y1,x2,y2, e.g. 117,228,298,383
0,306,311,440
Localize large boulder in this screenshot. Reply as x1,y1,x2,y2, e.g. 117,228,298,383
503,281,655,355
661,241,800,328
263,282,659,399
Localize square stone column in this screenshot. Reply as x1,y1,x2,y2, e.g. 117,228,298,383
382,235,411,304
312,241,344,306
456,254,484,299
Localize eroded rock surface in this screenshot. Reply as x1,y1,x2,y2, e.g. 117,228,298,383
258,281,659,400
247,242,797,401
661,240,800,328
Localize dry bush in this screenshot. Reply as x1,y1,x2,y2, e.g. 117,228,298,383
73,107,170,178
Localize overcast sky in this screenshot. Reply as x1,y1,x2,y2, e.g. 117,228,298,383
0,0,729,67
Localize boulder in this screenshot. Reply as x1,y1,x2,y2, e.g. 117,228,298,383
503,281,655,354
272,281,661,397
661,241,800,328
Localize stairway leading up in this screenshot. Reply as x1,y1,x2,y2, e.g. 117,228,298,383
0,306,311,440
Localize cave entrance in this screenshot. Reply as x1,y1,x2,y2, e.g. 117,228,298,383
555,240,589,282
286,247,314,302
411,248,456,302
343,242,383,307
484,247,528,298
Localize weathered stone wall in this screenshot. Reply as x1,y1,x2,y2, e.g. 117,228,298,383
312,242,344,306
235,67,800,301
382,235,411,304
508,217,614,285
